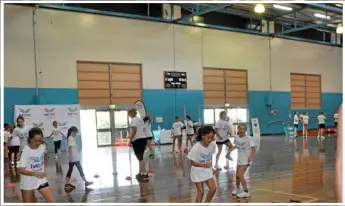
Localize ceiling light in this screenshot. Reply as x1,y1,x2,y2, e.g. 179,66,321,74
336,24,343,34
335,4,343,8
254,4,265,13
273,4,293,11
314,13,331,20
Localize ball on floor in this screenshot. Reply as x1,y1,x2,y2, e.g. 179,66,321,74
148,173,154,177
223,165,229,169
125,176,132,180
94,174,100,178
8,183,15,188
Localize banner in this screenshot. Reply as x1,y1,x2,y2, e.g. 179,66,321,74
251,118,261,151
14,104,81,153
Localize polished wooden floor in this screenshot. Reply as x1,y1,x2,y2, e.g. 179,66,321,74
3,135,338,203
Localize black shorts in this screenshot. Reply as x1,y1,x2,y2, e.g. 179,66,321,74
37,182,49,190
335,122,338,127
4,142,7,146
132,138,147,161
319,124,325,129
216,139,230,145
146,137,153,141
10,146,20,153
187,134,194,138
294,124,298,128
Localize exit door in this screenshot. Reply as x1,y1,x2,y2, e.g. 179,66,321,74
95,109,131,147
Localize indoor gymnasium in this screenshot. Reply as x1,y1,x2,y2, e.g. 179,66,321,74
2,2,343,203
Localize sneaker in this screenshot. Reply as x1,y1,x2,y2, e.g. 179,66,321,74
54,155,58,159
237,191,251,198
58,150,61,154
214,165,222,170
225,154,233,161
232,189,239,195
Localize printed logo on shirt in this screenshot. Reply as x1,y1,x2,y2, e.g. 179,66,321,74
17,108,31,119
43,108,56,117
67,107,79,117
29,155,44,170
18,131,29,140
199,153,212,163
33,122,44,131
236,141,249,151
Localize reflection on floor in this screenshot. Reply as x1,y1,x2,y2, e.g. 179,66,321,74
3,135,337,203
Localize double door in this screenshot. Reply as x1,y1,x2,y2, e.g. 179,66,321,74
95,109,131,147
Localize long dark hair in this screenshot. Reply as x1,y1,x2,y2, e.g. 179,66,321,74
195,126,214,142
67,126,78,139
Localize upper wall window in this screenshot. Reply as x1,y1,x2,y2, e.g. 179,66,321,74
290,73,321,109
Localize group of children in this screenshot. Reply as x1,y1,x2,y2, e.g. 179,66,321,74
3,116,93,203
293,111,338,138
168,111,256,202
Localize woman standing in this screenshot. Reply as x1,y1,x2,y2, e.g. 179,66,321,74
128,108,149,180
48,121,64,159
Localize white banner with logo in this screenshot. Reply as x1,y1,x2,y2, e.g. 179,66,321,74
251,118,261,151
14,105,81,153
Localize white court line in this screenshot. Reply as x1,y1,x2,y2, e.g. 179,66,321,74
255,187,319,201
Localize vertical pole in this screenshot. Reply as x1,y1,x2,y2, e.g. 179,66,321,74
32,7,39,97
171,4,174,20
266,20,270,34
293,11,297,28
147,3,150,16
250,18,253,30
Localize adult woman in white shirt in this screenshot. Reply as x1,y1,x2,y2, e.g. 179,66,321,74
48,121,64,159
128,108,149,180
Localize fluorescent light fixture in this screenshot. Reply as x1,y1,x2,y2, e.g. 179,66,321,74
273,4,293,11
254,4,265,13
336,25,343,34
335,4,343,7
314,13,331,20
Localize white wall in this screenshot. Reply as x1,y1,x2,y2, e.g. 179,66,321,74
4,4,342,93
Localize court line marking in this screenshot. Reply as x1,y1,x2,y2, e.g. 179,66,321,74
254,187,318,201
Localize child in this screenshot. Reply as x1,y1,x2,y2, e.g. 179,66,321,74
214,111,234,170
293,112,299,137
8,123,21,166
18,127,55,202
334,112,338,131
65,126,93,189
184,115,194,152
3,123,11,160
48,121,64,159
232,123,256,198
171,116,184,153
187,126,217,203
317,112,326,138
302,112,309,138
12,116,30,153
143,115,155,158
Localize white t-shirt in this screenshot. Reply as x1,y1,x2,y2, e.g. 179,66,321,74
185,120,194,135
334,113,339,122
3,131,11,144
234,135,255,165
302,115,309,125
187,142,216,182
12,126,30,150
68,136,80,162
144,122,153,137
317,115,326,124
293,115,299,125
130,117,146,141
172,121,184,136
18,144,47,190
214,119,229,142
52,126,62,142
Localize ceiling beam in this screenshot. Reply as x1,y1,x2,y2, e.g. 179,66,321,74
174,3,232,22
307,3,343,14
277,19,342,35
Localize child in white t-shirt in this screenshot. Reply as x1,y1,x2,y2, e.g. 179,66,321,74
187,125,217,203
184,115,195,152
302,112,309,138
171,116,184,152
65,126,93,190
232,124,256,198
18,127,55,202
317,112,326,138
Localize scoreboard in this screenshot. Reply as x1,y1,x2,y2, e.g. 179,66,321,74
164,71,187,89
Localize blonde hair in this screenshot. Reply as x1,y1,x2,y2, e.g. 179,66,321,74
238,123,247,130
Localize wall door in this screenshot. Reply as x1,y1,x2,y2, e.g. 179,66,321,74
95,110,113,146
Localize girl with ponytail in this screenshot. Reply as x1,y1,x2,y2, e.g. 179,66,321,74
187,126,217,203
64,126,93,191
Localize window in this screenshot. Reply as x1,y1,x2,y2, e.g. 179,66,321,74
290,73,321,109
203,107,248,125
203,68,247,105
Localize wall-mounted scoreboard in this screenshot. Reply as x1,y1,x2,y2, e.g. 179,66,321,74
164,71,187,89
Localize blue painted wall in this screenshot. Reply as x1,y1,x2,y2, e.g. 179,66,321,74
4,87,342,135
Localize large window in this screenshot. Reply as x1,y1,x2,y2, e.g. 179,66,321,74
290,73,321,109
203,107,248,125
